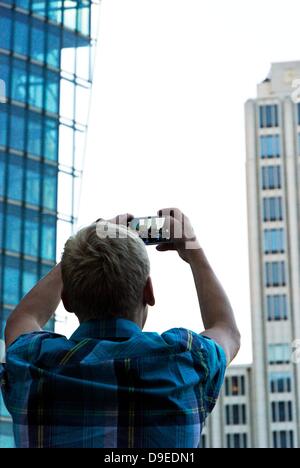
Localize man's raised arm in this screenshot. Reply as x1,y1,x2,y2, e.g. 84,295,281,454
156,208,241,365
5,264,63,348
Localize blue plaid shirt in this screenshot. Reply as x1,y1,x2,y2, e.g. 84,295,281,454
0,319,226,448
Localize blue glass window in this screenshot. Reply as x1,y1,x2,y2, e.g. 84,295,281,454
0,202,3,249
22,260,38,297
7,155,23,201
13,14,29,57
270,372,292,393
264,229,285,254
267,295,288,321
0,107,8,146
3,256,21,305
47,1,63,24
0,152,5,197
260,135,281,159
41,214,56,261
43,164,57,210
15,0,30,9
46,27,61,68
259,105,279,128
0,55,10,96
45,70,59,113
263,197,283,222
27,113,43,156
261,166,281,190
10,107,26,151
5,204,22,252
268,344,290,364
11,58,27,103
30,21,45,63
265,261,286,287
44,118,59,161
26,159,41,206
28,64,44,109
24,210,39,257
32,1,47,18
0,9,12,50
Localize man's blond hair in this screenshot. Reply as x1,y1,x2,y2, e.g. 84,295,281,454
61,222,150,321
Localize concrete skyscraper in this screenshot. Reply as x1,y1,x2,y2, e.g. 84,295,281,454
245,61,300,448
202,61,300,449
0,0,100,447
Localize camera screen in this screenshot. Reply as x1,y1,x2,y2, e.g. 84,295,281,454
129,217,170,245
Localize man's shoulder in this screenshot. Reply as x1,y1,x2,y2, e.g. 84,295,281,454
6,330,70,362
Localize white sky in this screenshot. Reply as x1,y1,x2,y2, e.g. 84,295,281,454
75,0,300,365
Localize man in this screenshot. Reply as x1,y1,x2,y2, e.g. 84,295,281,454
1,208,240,448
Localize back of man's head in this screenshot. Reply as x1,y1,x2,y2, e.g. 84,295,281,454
61,222,150,322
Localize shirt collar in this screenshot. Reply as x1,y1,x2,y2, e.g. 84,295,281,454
69,318,142,342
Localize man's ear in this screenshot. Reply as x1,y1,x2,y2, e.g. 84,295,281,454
61,288,73,313
143,277,155,307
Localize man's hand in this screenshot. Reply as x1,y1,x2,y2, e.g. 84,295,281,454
156,208,201,263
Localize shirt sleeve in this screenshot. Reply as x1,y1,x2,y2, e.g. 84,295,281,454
162,328,227,418
194,334,227,415
5,331,65,373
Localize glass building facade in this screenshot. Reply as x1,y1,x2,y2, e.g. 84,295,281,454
0,0,100,447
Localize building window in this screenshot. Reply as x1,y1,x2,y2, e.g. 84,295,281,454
26,159,41,206
11,58,27,104
24,210,39,257
7,154,24,202
273,431,294,449
10,107,26,152
225,376,245,396
200,434,206,449
264,229,285,254
5,204,22,252
265,262,286,287
13,13,29,57
41,214,56,261
261,166,281,190
3,256,21,306
0,107,8,147
260,135,281,158
268,344,291,365
271,401,293,423
270,372,292,393
263,197,283,222
0,9,13,50
267,295,288,321
22,260,38,298
225,405,247,425
259,105,279,128
0,152,5,198
226,434,248,449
